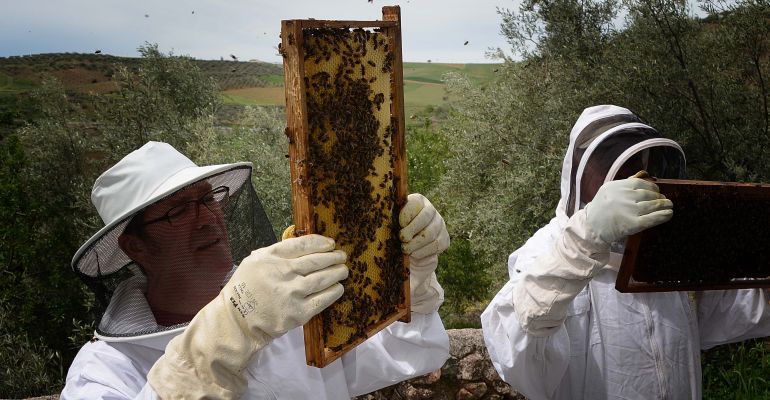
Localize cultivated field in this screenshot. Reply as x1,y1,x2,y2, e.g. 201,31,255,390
0,53,501,127
220,62,500,118
0,53,498,106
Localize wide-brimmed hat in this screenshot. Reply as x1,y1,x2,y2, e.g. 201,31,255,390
71,141,252,279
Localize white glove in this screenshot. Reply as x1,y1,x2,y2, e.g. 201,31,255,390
513,177,673,337
148,235,348,399
585,177,673,244
399,193,450,314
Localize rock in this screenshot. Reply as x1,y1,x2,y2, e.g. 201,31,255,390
411,369,441,385
483,364,502,382
456,382,487,400
457,352,488,381
449,329,486,358
491,379,512,395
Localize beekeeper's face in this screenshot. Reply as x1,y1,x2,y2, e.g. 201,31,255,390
119,182,233,322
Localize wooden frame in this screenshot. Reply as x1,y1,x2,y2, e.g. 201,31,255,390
281,6,410,367
616,178,770,292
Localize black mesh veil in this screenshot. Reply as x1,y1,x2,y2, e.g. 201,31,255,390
566,125,686,216
75,167,276,339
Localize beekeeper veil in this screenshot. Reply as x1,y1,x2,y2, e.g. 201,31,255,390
559,105,686,254
71,142,276,341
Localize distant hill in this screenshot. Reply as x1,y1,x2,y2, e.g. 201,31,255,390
0,53,284,96
0,53,501,126
220,61,502,116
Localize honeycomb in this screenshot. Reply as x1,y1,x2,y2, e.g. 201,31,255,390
300,27,405,351
618,179,770,292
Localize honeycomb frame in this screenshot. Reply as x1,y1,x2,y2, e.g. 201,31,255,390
616,178,770,292
280,6,410,368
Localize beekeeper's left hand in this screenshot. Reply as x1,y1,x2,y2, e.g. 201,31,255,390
400,193,450,314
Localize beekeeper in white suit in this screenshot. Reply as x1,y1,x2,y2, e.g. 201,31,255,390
61,141,450,399
481,105,770,399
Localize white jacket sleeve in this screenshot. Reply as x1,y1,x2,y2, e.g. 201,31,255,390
511,210,608,336
697,288,770,350
481,215,597,400
60,341,159,400
343,310,450,396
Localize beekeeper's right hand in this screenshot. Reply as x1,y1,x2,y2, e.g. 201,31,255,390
513,176,672,337
148,235,348,399
585,176,673,244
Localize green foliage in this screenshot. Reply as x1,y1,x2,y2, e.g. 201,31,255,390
0,302,65,397
436,237,492,328
3,2,770,392
437,66,567,279
702,339,770,399
0,109,92,398
608,0,770,182
406,118,449,195
0,92,39,138
0,43,248,397
406,117,491,327
105,43,221,152
0,53,283,92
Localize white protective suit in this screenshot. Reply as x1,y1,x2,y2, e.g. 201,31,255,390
62,236,448,399
61,312,446,399
481,105,770,400
60,268,448,399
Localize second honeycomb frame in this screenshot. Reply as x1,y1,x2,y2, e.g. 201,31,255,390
616,178,770,292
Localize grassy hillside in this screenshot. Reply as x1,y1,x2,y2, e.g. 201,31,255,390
219,61,501,117
403,62,498,86
0,53,283,94
0,53,500,127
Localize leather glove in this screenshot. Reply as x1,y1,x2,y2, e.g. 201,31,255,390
399,193,450,314
148,235,348,399
585,176,673,244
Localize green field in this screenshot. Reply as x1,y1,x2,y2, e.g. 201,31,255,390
222,86,287,105
403,62,498,86
222,62,500,117
0,54,500,120
0,71,37,94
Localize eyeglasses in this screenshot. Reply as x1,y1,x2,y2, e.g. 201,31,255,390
142,185,230,227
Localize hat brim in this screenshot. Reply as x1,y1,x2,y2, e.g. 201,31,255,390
72,162,252,278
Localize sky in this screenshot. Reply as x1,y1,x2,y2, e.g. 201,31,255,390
0,0,519,64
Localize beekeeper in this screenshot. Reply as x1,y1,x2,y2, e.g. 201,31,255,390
481,105,770,399
61,141,450,399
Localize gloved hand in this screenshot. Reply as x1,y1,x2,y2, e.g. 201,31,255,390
399,193,450,314
585,176,673,244
148,235,348,399
513,176,673,337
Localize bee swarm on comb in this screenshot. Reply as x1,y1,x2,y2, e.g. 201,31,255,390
302,26,404,351
281,6,409,367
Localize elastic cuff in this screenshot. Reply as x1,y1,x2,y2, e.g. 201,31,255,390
411,273,444,314
148,345,243,400
561,209,610,269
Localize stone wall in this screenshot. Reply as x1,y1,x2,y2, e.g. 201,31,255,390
354,329,525,400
